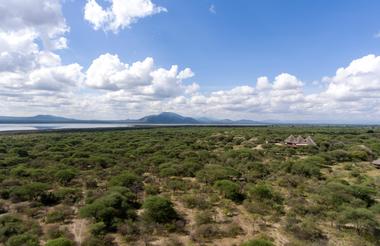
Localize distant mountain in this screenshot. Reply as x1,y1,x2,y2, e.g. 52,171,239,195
0,115,79,123
0,112,267,125
138,112,199,124
197,117,264,125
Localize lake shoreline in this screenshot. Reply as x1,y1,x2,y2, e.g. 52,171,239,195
0,124,270,135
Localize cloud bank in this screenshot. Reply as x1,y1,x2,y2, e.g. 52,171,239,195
1,0,380,123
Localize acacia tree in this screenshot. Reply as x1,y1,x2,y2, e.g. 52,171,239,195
339,208,379,234
142,196,178,223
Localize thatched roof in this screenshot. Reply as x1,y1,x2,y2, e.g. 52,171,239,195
305,136,317,146
296,135,305,144
372,159,380,165
285,135,296,143
284,135,316,146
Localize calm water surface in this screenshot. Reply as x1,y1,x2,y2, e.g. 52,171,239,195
0,123,135,132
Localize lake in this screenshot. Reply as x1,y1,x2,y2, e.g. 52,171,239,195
0,123,136,132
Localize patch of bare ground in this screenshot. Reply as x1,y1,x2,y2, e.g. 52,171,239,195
111,233,129,246
67,216,89,246
67,182,89,245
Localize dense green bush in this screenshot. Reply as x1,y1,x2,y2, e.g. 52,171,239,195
142,196,178,223
246,183,283,205
45,237,73,246
9,182,49,202
338,207,379,234
80,187,137,228
0,215,41,244
0,126,379,245
6,234,39,246
214,180,244,202
109,171,142,192
196,164,240,184
55,169,77,185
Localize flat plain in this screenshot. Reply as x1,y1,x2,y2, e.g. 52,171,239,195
0,126,379,246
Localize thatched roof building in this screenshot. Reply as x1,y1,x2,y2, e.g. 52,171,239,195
372,159,380,168
284,135,316,146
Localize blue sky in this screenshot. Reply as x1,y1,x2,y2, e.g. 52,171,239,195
61,0,380,92
1,0,380,122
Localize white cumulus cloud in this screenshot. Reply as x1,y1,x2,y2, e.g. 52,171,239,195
85,53,197,98
84,0,167,33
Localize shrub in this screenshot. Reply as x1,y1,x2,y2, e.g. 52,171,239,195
339,207,379,234
165,178,190,192
196,164,240,184
0,215,41,243
89,222,107,235
54,188,82,204
9,182,49,202
181,194,211,209
286,216,325,241
55,169,77,185
288,158,322,178
80,187,137,229
6,234,39,246
45,237,73,246
223,223,243,237
46,211,66,223
144,184,160,195
109,171,142,192
142,196,178,224
45,207,72,224
195,210,214,225
246,183,283,205
192,224,220,241
214,180,244,202
46,225,64,239
241,239,274,246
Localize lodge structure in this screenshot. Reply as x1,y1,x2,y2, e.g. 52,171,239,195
284,135,316,147
372,159,380,169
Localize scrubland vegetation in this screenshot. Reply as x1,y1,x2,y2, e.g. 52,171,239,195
0,126,379,245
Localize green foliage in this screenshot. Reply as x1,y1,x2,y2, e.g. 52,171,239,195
109,171,142,192
45,237,73,246
195,210,214,225
286,216,325,241
214,180,244,202
46,211,66,223
144,184,160,195
246,183,283,205
0,126,379,245
55,169,77,185
0,215,41,244
196,164,240,184
142,196,178,223
90,222,107,235
241,239,274,246
285,157,323,178
9,182,49,202
181,194,211,209
321,181,376,209
6,234,39,246
80,187,137,229
339,207,379,233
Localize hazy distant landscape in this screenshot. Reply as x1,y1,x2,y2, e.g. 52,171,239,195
0,112,269,132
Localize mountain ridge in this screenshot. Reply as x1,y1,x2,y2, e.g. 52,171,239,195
0,112,265,125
